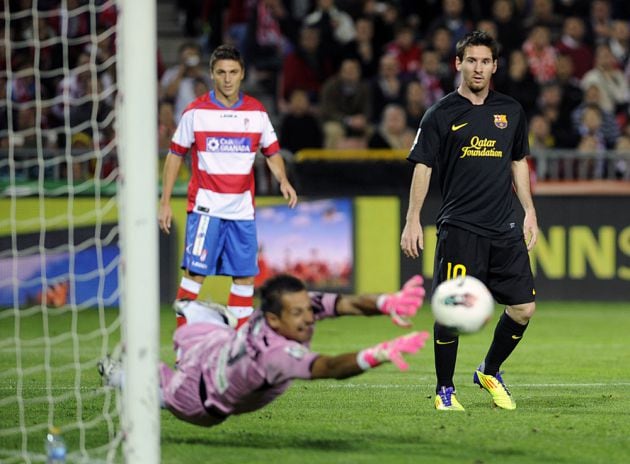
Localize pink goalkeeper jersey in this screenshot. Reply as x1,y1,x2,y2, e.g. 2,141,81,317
159,292,338,424
169,90,280,220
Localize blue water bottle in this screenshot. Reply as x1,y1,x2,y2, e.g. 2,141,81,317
45,426,66,463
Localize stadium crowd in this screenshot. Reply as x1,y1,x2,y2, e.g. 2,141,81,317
2,0,630,181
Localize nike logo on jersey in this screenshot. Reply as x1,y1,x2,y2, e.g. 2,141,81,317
436,340,456,345
451,122,468,131
511,335,522,340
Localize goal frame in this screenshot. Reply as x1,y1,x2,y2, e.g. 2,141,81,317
117,1,160,462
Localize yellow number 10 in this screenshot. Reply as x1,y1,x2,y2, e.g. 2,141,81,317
446,262,467,280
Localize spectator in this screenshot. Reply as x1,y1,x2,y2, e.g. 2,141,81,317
244,0,295,71
341,15,379,80
491,0,525,56
279,25,334,111
369,0,401,52
522,24,557,85
494,51,539,117
572,84,621,149
587,0,613,46
370,54,405,123
69,76,112,144
22,17,63,97
608,19,630,66
522,0,564,41
320,58,372,149
158,101,177,152
304,0,356,56
529,113,555,150
576,104,609,178
368,104,416,149
581,43,629,115
426,0,472,46
528,113,555,180
555,16,593,79
0,77,8,149
193,77,210,98
279,89,324,153
537,81,577,148
159,42,211,122
403,80,429,129
416,49,449,107
428,26,456,82
614,133,630,178
555,54,584,115
384,24,422,77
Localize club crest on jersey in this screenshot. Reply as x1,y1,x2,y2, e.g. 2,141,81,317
494,114,508,129
205,136,252,153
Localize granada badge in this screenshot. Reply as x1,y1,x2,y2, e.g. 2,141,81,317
494,114,508,129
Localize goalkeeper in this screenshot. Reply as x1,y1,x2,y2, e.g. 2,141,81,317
99,274,429,427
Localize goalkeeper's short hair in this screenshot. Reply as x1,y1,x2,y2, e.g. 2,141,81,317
259,275,306,317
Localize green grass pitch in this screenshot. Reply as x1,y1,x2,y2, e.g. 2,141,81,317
1,301,629,463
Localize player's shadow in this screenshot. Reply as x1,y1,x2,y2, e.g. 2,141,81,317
163,435,359,451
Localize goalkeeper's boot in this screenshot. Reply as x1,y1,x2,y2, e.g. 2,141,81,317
473,370,516,410
434,386,465,411
97,355,123,388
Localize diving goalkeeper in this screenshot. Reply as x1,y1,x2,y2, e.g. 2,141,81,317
99,274,429,427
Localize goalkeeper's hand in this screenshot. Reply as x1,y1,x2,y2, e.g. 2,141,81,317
378,275,426,327
356,331,430,371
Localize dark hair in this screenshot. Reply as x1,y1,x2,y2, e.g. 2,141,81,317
455,30,499,61
259,274,306,316
209,44,245,71
178,41,201,55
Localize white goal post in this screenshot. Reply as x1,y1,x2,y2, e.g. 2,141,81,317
0,0,159,462
117,0,160,462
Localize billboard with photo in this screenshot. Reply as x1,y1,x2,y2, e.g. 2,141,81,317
256,198,354,292
0,225,119,308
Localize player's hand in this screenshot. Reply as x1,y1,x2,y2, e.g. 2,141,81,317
280,180,298,208
357,331,430,371
523,212,538,251
400,221,423,259
379,275,425,327
158,202,173,234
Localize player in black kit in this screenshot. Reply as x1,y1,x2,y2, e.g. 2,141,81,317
401,31,538,411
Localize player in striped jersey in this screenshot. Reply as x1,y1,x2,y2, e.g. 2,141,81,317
159,45,298,330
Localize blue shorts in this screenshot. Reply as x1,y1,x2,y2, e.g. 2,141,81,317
181,213,259,277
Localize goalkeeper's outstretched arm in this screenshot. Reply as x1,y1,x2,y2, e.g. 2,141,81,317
335,275,426,327
310,331,430,379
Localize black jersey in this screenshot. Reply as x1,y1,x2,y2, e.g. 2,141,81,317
408,90,529,238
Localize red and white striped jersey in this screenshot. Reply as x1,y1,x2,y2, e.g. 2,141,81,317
170,91,280,220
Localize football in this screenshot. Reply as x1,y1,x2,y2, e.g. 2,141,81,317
431,276,494,334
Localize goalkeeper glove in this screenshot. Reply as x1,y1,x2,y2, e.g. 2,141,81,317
377,275,425,327
356,331,430,371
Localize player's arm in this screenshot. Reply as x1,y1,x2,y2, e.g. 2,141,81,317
310,331,430,379
265,153,298,208
335,275,425,327
512,157,538,250
159,152,183,234
401,163,432,258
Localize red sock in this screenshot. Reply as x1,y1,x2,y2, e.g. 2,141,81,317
227,284,254,329
175,277,202,327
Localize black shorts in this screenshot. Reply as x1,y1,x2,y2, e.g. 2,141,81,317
433,224,535,306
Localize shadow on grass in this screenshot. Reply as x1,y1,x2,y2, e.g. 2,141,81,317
163,434,359,451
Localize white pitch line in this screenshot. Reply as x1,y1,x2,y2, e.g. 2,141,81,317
300,382,630,388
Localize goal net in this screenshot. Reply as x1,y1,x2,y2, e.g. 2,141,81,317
0,1,159,462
